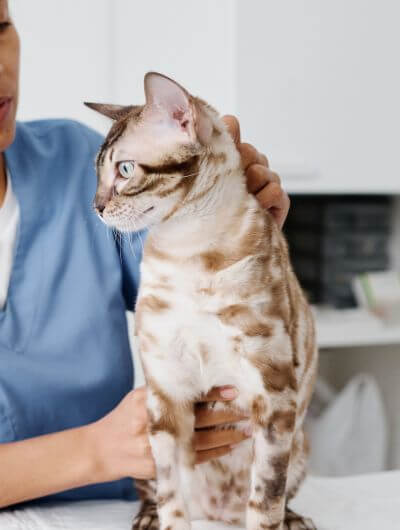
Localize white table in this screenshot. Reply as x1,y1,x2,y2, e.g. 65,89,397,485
1,471,399,530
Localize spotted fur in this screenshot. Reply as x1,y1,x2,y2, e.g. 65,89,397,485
89,72,318,530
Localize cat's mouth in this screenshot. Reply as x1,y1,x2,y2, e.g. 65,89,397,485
143,206,155,215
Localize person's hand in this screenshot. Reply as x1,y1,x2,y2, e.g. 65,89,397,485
90,387,155,481
194,385,250,464
90,385,248,481
222,115,290,229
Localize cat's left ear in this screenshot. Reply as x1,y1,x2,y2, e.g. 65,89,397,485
84,102,135,121
144,72,213,145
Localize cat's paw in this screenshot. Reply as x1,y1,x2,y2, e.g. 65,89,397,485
283,508,316,530
132,502,159,530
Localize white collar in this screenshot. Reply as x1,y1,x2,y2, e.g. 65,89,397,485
0,168,19,230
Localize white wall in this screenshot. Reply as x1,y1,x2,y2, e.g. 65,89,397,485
14,0,400,193
12,0,114,133
13,0,236,135
236,0,400,194
112,0,236,116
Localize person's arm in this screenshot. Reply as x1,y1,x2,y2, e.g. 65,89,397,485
0,423,100,509
0,385,246,509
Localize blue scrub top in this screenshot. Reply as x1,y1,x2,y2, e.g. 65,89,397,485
1,119,143,505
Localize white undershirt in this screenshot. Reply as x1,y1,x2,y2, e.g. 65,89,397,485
0,169,20,310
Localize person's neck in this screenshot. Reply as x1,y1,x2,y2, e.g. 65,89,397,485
0,153,7,208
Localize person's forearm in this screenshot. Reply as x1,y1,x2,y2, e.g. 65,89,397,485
0,422,103,508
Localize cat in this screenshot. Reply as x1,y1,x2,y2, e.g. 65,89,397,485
85,72,318,530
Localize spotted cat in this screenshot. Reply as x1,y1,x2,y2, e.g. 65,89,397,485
86,72,318,530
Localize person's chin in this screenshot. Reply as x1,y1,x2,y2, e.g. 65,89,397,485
0,97,17,149
0,119,17,152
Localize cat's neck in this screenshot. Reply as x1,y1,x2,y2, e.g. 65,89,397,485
147,156,258,257
146,121,264,256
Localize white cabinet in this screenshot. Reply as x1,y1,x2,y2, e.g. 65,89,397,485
236,0,400,195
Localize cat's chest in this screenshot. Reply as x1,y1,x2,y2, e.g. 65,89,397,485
138,258,251,332
139,263,238,343
136,259,270,398
139,252,263,312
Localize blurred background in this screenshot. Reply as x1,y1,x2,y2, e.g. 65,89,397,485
13,0,400,475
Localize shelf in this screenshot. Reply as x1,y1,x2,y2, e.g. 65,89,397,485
279,172,400,196
314,307,400,349
285,184,400,196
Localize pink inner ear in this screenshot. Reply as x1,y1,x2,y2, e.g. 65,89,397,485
144,73,196,139
173,109,190,131
145,73,189,116
144,72,212,144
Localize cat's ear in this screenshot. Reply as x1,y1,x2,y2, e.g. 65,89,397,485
144,72,213,145
84,102,135,121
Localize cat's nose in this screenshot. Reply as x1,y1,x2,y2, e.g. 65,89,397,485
94,187,113,216
95,203,105,215
93,197,107,215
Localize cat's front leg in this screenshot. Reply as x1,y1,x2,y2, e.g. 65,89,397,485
147,385,195,530
246,393,296,530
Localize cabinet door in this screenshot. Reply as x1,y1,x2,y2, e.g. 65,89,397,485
237,0,400,194
13,0,113,134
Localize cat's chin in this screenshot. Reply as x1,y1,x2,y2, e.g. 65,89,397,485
102,206,156,233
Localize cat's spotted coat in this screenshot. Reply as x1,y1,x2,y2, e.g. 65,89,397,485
86,72,318,530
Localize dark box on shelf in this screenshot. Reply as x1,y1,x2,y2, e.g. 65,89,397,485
284,195,393,308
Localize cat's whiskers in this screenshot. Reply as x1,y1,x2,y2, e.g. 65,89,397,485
129,217,145,258
111,227,123,264
127,231,136,259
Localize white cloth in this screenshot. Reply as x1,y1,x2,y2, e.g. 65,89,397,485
0,169,20,310
307,374,388,476
1,472,399,530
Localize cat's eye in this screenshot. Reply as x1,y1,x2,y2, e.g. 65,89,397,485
118,161,135,179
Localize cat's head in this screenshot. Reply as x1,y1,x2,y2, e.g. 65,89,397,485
85,72,234,233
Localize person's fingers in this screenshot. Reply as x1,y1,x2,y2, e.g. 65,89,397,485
197,385,238,403
256,185,291,229
270,203,290,230
222,115,241,146
238,143,259,170
132,386,147,405
246,165,281,195
246,164,268,194
194,427,250,451
238,144,269,172
259,153,269,167
130,457,156,480
255,182,286,209
195,445,232,465
127,435,157,479
195,407,249,429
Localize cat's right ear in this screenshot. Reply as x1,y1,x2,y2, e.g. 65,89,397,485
84,102,134,121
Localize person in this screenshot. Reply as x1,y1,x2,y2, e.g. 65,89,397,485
0,0,290,509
